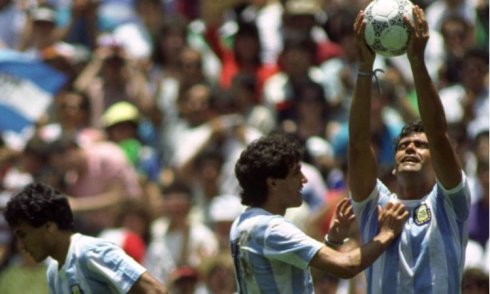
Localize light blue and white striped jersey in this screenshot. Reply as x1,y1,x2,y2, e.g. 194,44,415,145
230,207,324,294
352,174,471,294
46,233,146,294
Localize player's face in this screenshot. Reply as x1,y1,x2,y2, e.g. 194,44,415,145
12,222,50,262
394,133,433,175
275,162,308,208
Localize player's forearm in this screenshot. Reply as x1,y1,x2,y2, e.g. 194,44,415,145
311,230,395,279
410,58,463,186
348,70,378,200
129,272,168,294
349,66,374,143
410,59,447,134
336,230,395,279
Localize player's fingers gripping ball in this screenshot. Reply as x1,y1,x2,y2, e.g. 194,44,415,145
363,0,414,57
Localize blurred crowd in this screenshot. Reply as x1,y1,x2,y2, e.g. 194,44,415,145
0,0,488,293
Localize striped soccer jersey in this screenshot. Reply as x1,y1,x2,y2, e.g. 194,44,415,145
230,207,324,294
46,233,146,294
352,174,471,294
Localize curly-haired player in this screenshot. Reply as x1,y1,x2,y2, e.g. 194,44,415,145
4,182,167,294
230,132,409,293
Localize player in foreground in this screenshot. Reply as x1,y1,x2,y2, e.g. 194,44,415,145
348,6,471,293
230,132,409,293
4,182,167,294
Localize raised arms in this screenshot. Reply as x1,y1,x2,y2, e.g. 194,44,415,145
347,11,378,202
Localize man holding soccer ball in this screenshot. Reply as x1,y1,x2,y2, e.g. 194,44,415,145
349,5,471,294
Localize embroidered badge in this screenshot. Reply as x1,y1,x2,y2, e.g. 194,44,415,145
414,203,431,226
71,284,84,294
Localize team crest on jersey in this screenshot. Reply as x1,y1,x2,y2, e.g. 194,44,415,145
414,203,431,225
71,284,84,294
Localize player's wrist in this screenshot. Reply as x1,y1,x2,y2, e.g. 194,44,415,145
324,234,347,248
358,63,374,72
374,230,396,246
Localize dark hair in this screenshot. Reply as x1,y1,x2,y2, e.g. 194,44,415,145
323,6,358,43
24,137,52,159
47,135,79,154
393,121,425,149
281,34,317,65
151,14,189,66
297,79,326,104
233,21,262,67
4,182,74,230
463,47,489,68
440,14,471,37
161,180,193,201
235,132,303,206
56,90,92,113
462,267,489,292
194,149,224,171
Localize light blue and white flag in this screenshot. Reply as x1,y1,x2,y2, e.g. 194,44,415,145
0,50,67,135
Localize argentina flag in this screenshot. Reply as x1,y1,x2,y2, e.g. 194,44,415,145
0,50,67,136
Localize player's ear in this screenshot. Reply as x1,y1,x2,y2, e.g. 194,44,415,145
45,221,57,233
392,168,396,175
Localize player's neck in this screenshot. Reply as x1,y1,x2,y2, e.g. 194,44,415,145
51,232,75,268
259,202,286,216
396,181,433,200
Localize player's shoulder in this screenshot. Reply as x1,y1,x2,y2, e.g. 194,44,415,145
73,233,122,258
235,208,283,230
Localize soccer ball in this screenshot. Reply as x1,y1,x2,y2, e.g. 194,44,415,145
363,0,414,57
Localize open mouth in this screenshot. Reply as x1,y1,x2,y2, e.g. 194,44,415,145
401,156,419,163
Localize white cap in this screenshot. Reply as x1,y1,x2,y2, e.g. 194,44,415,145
208,194,245,223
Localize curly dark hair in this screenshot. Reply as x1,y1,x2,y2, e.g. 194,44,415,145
4,182,74,230
235,132,303,207
393,121,425,149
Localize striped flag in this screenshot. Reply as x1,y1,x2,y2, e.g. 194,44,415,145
0,50,67,134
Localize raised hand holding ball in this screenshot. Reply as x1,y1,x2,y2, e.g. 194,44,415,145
363,0,414,57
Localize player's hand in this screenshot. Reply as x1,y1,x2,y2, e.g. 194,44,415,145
378,201,409,238
327,198,356,244
404,5,429,63
353,10,375,68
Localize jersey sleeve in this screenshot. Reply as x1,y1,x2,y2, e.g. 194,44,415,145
262,218,324,269
84,241,146,293
436,170,472,221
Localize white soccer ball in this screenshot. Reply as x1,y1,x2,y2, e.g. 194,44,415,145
363,0,414,57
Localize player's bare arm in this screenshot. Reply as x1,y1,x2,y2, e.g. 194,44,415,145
128,271,168,294
405,6,463,189
348,10,378,202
